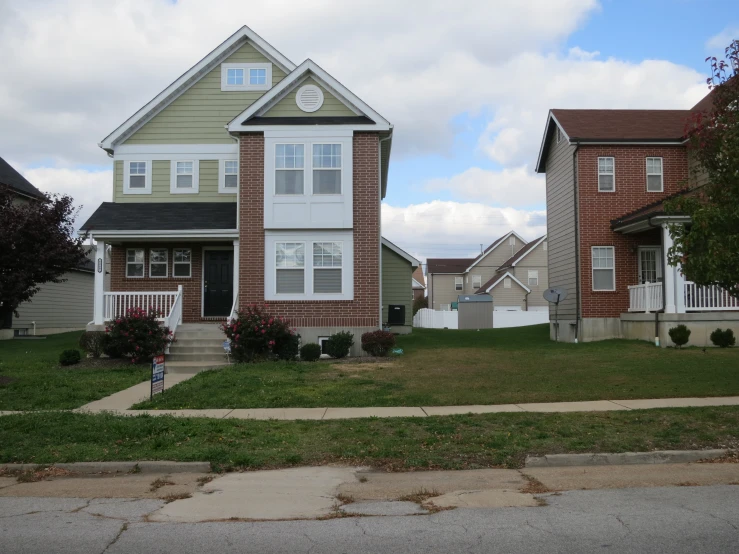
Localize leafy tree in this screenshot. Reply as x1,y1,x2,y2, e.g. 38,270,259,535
412,295,428,315
666,40,739,296
0,186,87,327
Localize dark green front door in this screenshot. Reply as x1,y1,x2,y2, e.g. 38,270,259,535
204,251,233,317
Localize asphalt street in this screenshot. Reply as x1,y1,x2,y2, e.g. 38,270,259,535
0,485,737,554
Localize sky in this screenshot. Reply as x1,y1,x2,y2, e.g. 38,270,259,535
0,0,736,265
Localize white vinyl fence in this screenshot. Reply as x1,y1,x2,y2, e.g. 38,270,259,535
413,308,549,329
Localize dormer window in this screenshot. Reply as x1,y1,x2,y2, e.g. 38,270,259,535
221,63,272,91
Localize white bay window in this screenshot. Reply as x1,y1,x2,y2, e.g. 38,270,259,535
275,144,305,195
313,144,342,194
313,242,342,293
275,242,305,294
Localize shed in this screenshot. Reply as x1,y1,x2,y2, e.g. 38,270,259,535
457,294,493,329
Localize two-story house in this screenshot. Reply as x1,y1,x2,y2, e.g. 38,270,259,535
427,231,549,311
80,26,395,357
536,92,739,345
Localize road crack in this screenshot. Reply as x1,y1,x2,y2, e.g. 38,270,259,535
101,522,128,554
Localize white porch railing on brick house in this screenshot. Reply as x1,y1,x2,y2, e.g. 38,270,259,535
684,282,739,311
628,282,663,312
103,289,181,322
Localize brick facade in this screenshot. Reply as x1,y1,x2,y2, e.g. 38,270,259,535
109,243,232,323
577,145,688,318
238,132,381,328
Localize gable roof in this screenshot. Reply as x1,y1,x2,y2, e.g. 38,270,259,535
0,156,44,199
412,266,426,288
412,278,425,290
426,258,474,274
99,25,296,151
465,230,527,272
497,235,547,271
477,271,531,295
381,237,419,267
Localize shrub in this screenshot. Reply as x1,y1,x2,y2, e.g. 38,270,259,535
78,331,107,358
710,328,736,348
59,349,81,366
361,330,396,357
412,296,428,316
105,307,173,363
274,333,301,361
300,343,322,362
221,305,294,363
325,331,354,359
668,324,691,348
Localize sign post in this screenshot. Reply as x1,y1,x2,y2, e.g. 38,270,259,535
151,354,165,399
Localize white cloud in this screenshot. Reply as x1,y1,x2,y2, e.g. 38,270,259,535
424,166,544,207
381,201,546,262
706,27,738,51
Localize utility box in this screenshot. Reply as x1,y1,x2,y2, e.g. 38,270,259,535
388,304,406,326
457,294,493,329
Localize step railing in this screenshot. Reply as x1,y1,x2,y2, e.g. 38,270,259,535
227,292,239,323
628,282,663,312
163,286,184,353
684,282,739,311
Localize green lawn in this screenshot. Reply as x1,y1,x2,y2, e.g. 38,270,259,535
0,332,149,411
134,325,739,410
2,407,738,470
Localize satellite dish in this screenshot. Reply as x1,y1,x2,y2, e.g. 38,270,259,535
544,287,568,304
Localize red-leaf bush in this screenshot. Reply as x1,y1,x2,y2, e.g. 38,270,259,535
105,307,173,363
361,330,395,357
221,305,296,363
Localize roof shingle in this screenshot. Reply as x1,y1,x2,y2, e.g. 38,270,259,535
426,258,474,274
0,156,44,199
552,109,689,142
80,202,237,231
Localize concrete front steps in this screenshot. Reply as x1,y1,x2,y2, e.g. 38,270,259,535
166,323,231,373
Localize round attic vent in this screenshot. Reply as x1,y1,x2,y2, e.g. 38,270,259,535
296,84,324,113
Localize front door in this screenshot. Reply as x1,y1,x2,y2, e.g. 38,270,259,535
204,250,233,317
638,247,663,284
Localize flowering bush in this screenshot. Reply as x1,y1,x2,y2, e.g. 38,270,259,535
105,307,174,363
221,305,295,363
361,330,396,357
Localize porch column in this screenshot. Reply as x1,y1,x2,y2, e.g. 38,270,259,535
232,239,240,311
661,224,677,313
93,239,106,325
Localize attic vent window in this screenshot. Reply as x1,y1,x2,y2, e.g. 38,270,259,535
296,84,324,113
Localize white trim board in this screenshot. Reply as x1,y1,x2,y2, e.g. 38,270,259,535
483,271,531,294
115,144,238,155
99,25,296,151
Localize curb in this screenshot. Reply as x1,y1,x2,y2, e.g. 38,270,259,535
0,461,211,475
524,449,728,468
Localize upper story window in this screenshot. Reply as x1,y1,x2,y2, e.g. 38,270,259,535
598,157,615,192
219,160,239,194
221,63,272,91
124,161,151,194
528,270,539,287
313,144,342,194
455,277,463,291
592,246,615,291
171,160,199,194
275,144,305,195
149,248,168,278
126,249,144,278
646,157,663,192
472,275,482,289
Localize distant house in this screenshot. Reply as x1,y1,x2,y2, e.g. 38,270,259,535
535,87,739,345
381,238,420,334
427,231,549,311
0,156,94,338
412,267,426,301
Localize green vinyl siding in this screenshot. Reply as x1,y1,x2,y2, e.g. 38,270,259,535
123,42,287,145
114,159,235,203
262,77,356,118
382,245,413,327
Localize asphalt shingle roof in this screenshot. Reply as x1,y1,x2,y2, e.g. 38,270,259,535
426,258,474,274
0,156,44,199
552,109,689,142
79,202,237,231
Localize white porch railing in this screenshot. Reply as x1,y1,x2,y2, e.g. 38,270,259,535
684,282,739,311
103,290,180,322
628,282,663,312
227,292,239,323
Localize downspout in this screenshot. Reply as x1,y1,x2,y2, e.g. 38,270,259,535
379,131,393,329
572,142,581,343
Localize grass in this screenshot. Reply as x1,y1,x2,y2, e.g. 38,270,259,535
1,407,738,470
0,332,150,410
134,325,739,409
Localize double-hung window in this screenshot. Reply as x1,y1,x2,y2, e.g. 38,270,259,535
528,270,539,287
598,157,615,192
220,160,238,193
171,160,198,193
275,242,305,294
592,246,615,291
275,144,305,195
472,275,482,289
173,248,192,278
125,161,150,194
149,248,168,278
126,249,144,278
313,144,342,194
646,157,663,192
313,242,342,293
455,277,463,291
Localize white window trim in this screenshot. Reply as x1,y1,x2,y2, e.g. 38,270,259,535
275,241,306,295
123,161,151,195
170,160,199,194
172,248,192,279
472,275,482,289
221,62,272,91
592,246,616,292
318,337,331,358
528,270,539,287
149,248,168,278
219,159,239,194
126,248,145,278
598,157,616,193
646,157,664,192
312,143,343,195
274,143,306,196
265,231,354,301
312,241,343,294
455,276,463,291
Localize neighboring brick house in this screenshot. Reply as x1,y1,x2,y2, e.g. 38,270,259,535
426,231,549,311
535,93,739,345
80,26,394,356
412,266,426,301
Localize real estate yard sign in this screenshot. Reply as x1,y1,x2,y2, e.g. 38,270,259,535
151,354,165,399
